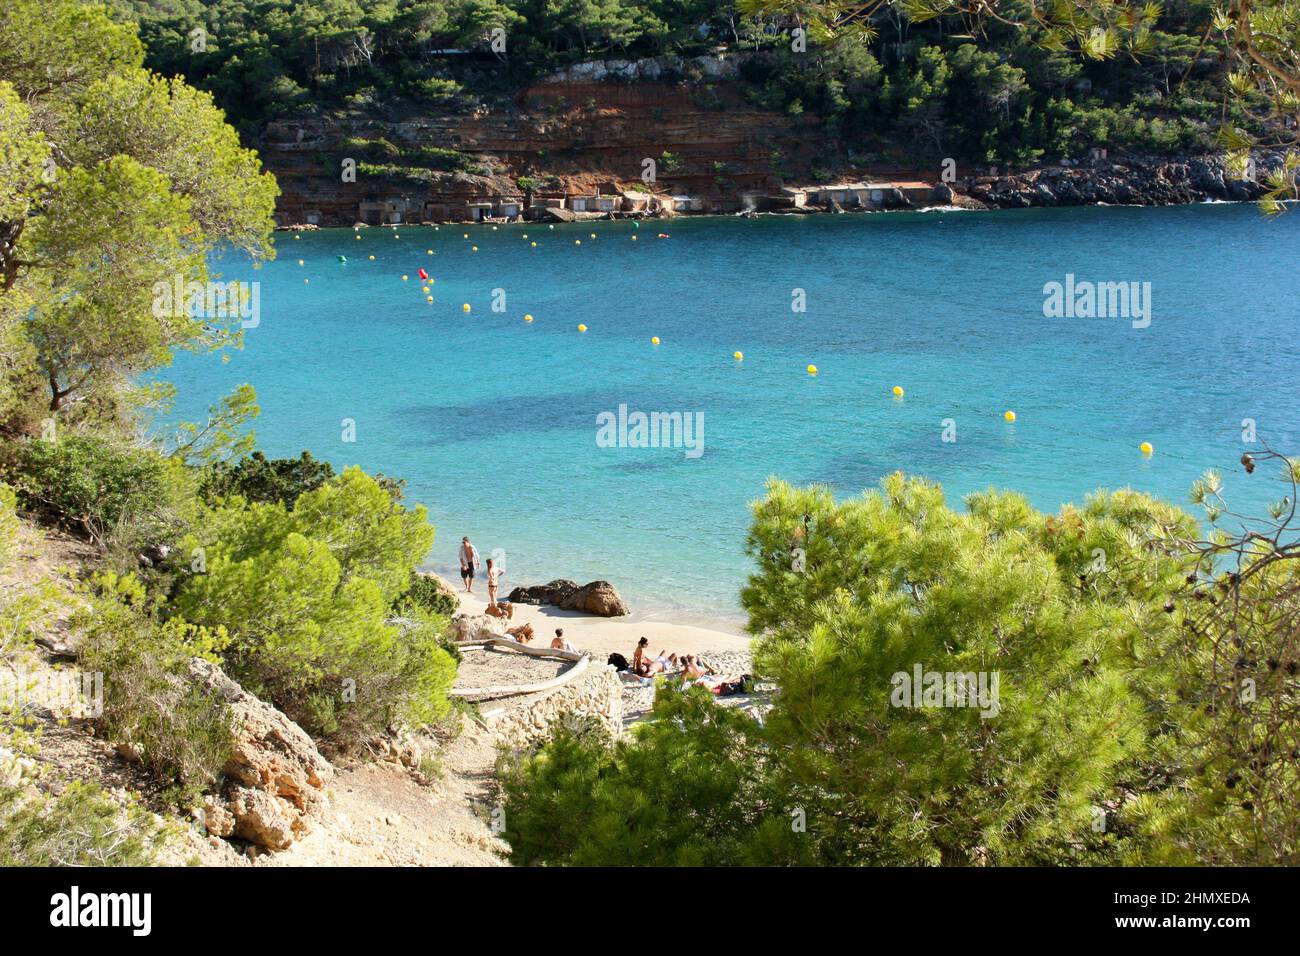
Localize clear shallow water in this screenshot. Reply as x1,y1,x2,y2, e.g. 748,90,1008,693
163,204,1299,627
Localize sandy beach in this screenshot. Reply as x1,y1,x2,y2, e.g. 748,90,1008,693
449,582,753,663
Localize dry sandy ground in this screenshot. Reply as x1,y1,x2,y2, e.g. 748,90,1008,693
451,585,754,663
262,721,508,867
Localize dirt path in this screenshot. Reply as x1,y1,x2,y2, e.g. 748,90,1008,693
262,723,508,867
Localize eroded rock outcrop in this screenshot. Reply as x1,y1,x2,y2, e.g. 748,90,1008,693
506,579,580,606
960,152,1283,210
451,612,508,642
563,581,630,617
504,579,629,616
489,664,624,750
188,659,333,850
415,570,459,599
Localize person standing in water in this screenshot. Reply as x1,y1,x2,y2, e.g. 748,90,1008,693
459,537,480,593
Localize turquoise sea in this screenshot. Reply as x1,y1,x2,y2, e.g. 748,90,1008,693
164,203,1299,628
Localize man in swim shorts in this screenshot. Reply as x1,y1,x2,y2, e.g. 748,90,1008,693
459,537,480,593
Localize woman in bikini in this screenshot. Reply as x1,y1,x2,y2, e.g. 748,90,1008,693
486,557,502,606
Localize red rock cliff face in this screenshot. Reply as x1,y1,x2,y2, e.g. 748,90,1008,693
262,72,882,225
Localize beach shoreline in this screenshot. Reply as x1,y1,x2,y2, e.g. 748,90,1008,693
444,575,753,661
422,556,749,637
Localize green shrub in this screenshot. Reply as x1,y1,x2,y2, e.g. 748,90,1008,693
0,483,18,568
398,571,458,618
0,778,167,866
5,435,191,547
408,77,462,104
499,692,764,866
201,450,334,507
173,467,456,743
399,145,477,169
76,573,235,806
339,135,401,160
0,481,56,674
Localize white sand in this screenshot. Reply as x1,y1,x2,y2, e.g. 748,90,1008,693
450,585,752,662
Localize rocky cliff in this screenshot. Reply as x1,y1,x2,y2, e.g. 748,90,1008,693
262,53,918,226
261,54,1277,226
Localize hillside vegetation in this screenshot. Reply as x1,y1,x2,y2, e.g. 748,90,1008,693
106,0,1272,167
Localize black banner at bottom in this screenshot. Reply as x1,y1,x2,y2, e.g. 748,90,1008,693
0,865,1278,941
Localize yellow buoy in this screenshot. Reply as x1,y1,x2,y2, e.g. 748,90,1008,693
426,249,433,255
523,234,529,239
892,386,904,398
426,295,433,303
463,233,469,238
394,234,400,239
575,239,582,245
733,351,743,361
368,255,375,260
1140,441,1154,456
492,226,498,231
401,274,408,281
631,235,638,241
462,303,471,312
578,324,587,332
530,242,537,248
524,314,534,323
1004,410,1016,422
297,259,304,266
807,364,818,375
651,336,660,345
355,234,361,240
421,286,430,294
590,233,596,238
304,278,309,284
471,245,478,251
294,234,300,240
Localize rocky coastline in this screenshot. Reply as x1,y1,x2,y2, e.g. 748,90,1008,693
952,151,1283,211
274,150,1281,231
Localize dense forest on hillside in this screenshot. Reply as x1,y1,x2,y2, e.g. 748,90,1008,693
105,0,1265,166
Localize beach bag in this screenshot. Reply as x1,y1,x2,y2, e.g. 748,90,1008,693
607,652,629,671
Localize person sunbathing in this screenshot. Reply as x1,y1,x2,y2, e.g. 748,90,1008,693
680,655,713,680
644,650,677,675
